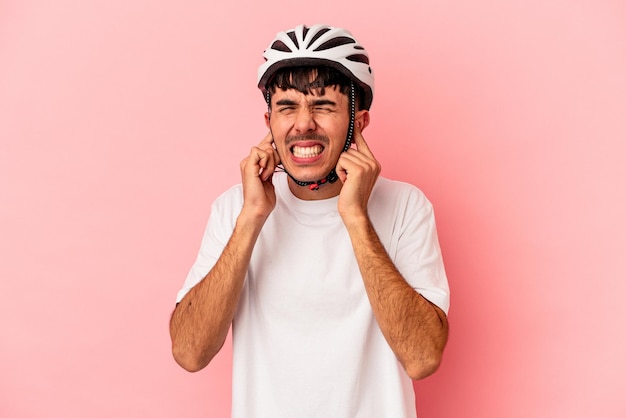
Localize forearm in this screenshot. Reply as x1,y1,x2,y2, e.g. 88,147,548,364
169,211,264,372
345,215,449,380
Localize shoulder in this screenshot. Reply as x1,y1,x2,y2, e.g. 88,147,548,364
208,183,244,223
214,183,244,205
371,177,432,211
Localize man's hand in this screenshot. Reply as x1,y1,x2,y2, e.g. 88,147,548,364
239,132,281,221
336,128,381,222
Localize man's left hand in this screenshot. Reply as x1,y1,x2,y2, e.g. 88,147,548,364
335,128,381,222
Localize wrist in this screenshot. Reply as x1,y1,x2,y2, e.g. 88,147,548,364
237,206,270,231
340,210,371,232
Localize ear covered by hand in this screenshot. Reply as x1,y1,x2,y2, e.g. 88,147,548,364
335,121,380,219
239,132,281,220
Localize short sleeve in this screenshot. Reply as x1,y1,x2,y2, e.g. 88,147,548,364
175,185,243,303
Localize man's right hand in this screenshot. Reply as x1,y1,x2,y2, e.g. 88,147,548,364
239,132,281,221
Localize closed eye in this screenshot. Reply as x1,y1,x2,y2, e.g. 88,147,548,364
311,99,337,113
313,106,334,113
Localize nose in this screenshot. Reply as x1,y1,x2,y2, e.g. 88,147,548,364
293,107,316,134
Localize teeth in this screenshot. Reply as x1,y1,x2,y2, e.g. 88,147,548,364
292,145,323,158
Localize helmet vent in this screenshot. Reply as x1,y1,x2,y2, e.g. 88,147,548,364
306,27,332,48
313,36,356,51
286,31,299,49
270,40,292,52
346,54,369,65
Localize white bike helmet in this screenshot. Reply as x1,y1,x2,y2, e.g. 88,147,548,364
257,24,375,110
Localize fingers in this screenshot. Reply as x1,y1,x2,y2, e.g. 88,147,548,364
239,133,278,219
345,129,379,167
258,131,275,149
351,128,374,159
241,132,280,182
336,130,380,184
259,133,280,181
338,151,380,180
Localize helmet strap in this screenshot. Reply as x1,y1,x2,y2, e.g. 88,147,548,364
265,82,356,191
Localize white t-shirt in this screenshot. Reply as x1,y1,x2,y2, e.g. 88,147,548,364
177,173,450,418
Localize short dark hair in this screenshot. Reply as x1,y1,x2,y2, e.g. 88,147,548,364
266,66,364,110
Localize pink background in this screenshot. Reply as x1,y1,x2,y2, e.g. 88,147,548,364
1,0,625,417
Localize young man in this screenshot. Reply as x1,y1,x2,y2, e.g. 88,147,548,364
170,24,450,417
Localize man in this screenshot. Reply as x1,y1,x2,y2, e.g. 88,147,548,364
170,24,450,417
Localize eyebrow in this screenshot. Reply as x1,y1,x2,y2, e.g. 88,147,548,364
310,99,337,107
275,99,299,106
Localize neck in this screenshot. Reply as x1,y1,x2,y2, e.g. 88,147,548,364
287,176,343,200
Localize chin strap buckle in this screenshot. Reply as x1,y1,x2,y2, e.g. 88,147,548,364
309,178,328,191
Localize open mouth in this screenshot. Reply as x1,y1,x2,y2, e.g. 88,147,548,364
291,144,324,158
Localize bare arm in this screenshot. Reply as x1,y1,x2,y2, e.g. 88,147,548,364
336,128,449,380
169,214,263,372
169,133,279,372
344,216,448,379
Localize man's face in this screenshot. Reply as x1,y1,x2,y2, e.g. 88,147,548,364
266,86,350,184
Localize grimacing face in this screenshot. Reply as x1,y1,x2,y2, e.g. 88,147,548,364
265,85,366,187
